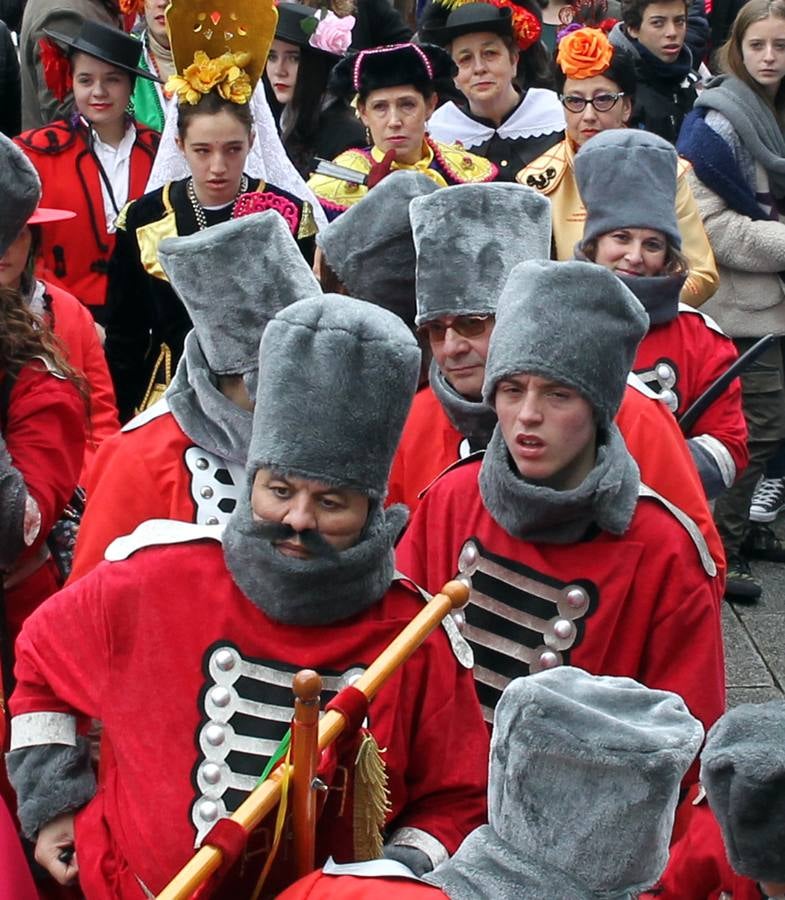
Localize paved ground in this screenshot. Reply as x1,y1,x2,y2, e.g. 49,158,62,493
724,519,785,706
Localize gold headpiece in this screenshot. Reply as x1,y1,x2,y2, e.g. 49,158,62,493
165,0,278,104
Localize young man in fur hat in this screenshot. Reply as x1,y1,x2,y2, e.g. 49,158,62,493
279,667,704,900
68,211,320,580
7,296,488,897
388,183,727,596
396,259,725,748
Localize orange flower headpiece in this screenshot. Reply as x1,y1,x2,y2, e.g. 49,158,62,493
166,50,253,104
556,26,613,79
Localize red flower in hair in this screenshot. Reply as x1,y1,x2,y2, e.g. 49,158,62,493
494,0,542,50
39,37,72,101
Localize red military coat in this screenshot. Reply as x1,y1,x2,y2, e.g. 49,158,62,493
15,121,158,313
634,307,748,482
279,860,444,899
69,403,244,582
12,531,488,898
395,459,725,759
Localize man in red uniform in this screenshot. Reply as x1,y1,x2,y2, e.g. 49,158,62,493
396,259,725,746
69,210,322,581
7,293,488,898
279,668,704,900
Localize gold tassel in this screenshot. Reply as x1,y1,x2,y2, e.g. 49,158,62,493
353,733,392,861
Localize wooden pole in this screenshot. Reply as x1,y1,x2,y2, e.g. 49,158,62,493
291,670,322,880
156,580,469,899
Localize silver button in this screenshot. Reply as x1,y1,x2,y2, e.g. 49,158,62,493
195,458,209,470
500,159,508,167
214,649,235,671
201,763,221,785
200,486,214,499
539,650,559,669
209,686,231,708
198,800,219,822
565,587,588,610
553,619,574,640
656,363,672,381
206,516,219,525
205,724,225,746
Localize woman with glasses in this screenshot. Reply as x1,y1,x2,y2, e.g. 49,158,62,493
517,22,718,305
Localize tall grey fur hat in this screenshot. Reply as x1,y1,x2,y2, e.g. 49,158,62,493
483,259,648,426
490,667,704,895
249,295,421,498
158,211,320,375
701,701,785,884
574,129,681,249
410,183,552,325
0,135,41,255
316,171,439,329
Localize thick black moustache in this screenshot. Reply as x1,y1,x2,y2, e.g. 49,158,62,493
252,520,340,560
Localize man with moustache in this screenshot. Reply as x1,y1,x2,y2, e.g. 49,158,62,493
7,295,487,897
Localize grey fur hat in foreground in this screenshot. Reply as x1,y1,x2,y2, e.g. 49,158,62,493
701,701,785,884
490,667,703,894
316,171,439,329
0,134,41,255
158,211,320,375
483,259,648,425
574,128,682,249
410,182,552,325
249,295,421,498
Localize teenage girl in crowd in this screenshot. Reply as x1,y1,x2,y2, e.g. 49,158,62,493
15,21,160,325
678,0,785,602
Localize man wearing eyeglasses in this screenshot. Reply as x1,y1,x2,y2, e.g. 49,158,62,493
516,25,718,307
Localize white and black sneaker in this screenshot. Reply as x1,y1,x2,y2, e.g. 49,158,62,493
749,477,785,523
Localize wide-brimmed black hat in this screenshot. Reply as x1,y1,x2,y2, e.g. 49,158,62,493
329,42,455,100
44,20,162,82
430,3,514,45
274,2,322,50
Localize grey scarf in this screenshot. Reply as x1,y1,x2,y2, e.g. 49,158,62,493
696,74,785,197
165,332,253,466
223,493,408,625
429,358,497,448
478,423,640,543
424,826,633,900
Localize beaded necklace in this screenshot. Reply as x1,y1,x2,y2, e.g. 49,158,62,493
187,174,249,231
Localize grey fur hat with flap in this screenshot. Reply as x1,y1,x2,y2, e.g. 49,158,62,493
316,171,439,329
0,134,41,256
483,259,648,426
158,211,321,375
410,182,552,325
701,700,785,884
249,294,421,498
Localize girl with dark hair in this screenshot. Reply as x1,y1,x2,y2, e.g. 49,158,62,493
678,0,785,601
423,0,565,177
104,0,320,421
14,20,161,325
265,3,365,176
518,21,718,304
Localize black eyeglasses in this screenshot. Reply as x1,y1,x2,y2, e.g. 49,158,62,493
559,92,625,113
418,315,493,342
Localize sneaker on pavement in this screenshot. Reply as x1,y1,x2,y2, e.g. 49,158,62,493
749,477,785,523
724,555,762,603
742,524,785,562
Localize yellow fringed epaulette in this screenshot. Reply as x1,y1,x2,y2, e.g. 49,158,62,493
307,150,372,212
516,140,570,195
297,201,318,239
353,732,391,861
431,140,497,184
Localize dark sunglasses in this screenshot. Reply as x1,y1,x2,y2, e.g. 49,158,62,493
559,91,625,113
418,315,494,342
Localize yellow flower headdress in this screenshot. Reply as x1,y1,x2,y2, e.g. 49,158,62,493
164,0,278,105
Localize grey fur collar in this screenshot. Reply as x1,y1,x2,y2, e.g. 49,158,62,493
478,423,640,543
429,358,497,447
166,332,253,466
424,826,632,900
223,494,408,625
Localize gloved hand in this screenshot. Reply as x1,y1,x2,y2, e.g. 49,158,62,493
383,843,432,876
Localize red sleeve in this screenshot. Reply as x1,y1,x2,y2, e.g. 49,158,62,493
395,485,457,597
278,871,444,899
4,363,86,546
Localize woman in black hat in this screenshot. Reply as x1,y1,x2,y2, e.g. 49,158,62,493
264,2,365,176
424,1,565,178
307,41,498,218
14,20,161,326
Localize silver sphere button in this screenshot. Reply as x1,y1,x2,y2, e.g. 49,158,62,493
660,389,677,410
656,363,672,381
205,724,225,746
206,516,219,525
201,763,221,785
209,686,231,708
195,457,209,470
200,486,214,499
566,587,588,609
214,649,235,671
458,541,478,570
199,800,219,822
539,650,559,669
553,619,574,640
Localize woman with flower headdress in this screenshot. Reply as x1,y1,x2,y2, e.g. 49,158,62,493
307,42,498,218
516,19,719,305
104,0,320,422
423,0,565,179
14,20,161,327
265,3,365,177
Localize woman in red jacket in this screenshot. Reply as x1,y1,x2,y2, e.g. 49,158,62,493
14,20,160,324
0,206,120,480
